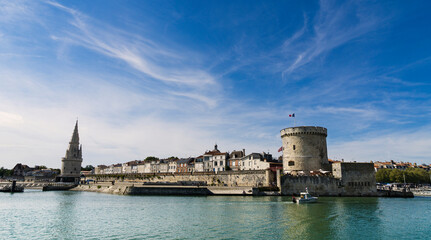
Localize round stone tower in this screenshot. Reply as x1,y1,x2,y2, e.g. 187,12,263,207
280,126,329,174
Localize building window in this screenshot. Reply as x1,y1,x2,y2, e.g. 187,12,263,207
214,161,218,166
293,145,296,150
288,161,295,166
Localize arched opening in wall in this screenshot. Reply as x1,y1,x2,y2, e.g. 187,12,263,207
288,161,295,166
293,145,296,150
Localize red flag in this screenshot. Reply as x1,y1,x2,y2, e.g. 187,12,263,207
278,146,283,152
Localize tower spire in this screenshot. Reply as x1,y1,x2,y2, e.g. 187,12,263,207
71,120,79,143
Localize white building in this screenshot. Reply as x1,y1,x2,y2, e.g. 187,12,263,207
239,153,273,171
202,145,228,173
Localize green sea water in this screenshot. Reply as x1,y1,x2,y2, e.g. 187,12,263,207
0,190,430,239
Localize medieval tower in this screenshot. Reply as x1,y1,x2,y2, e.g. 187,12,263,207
57,121,83,183
280,126,329,174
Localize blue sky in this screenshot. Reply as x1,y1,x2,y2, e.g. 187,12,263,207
1,0,431,168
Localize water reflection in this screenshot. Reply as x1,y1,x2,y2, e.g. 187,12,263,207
51,191,79,239
281,197,380,239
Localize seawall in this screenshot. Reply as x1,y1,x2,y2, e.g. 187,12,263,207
88,170,273,187
71,183,255,196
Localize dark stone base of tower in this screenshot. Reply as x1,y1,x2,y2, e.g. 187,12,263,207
55,176,80,183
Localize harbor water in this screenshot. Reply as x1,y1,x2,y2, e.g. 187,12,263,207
1,190,430,239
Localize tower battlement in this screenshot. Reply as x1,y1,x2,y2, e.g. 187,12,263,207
280,126,327,137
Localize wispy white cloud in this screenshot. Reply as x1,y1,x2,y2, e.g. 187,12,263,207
0,1,33,22
47,1,216,92
282,0,380,76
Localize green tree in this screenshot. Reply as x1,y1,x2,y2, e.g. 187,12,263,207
81,165,94,171
376,168,431,184
376,169,391,183
389,169,404,183
0,167,13,178
144,156,159,162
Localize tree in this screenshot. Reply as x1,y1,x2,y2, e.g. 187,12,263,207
376,168,431,184
81,165,94,171
389,169,404,183
376,169,391,183
144,156,159,162
0,167,13,178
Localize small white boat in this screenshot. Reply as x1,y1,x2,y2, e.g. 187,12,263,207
293,188,318,204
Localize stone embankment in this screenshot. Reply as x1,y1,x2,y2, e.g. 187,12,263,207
87,170,272,187
71,182,257,196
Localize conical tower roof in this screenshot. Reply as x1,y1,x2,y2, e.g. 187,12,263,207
70,120,79,143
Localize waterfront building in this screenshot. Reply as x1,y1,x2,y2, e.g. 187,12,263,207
177,158,194,173
168,159,177,173
95,165,107,174
194,156,204,172
202,145,228,173
137,161,152,173
239,152,276,171
112,164,122,174
12,163,31,177
157,160,169,173
122,160,141,174
56,121,83,184
228,150,246,171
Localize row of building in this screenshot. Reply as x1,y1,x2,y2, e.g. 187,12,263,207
373,160,431,171
94,145,282,175
325,159,431,173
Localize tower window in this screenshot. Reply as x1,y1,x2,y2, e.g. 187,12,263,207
293,145,296,150
288,161,295,166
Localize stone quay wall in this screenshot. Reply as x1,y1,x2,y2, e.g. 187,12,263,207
88,170,273,187
281,175,341,196
280,175,378,196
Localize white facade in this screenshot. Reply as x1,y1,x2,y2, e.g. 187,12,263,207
239,153,270,171
168,160,177,173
